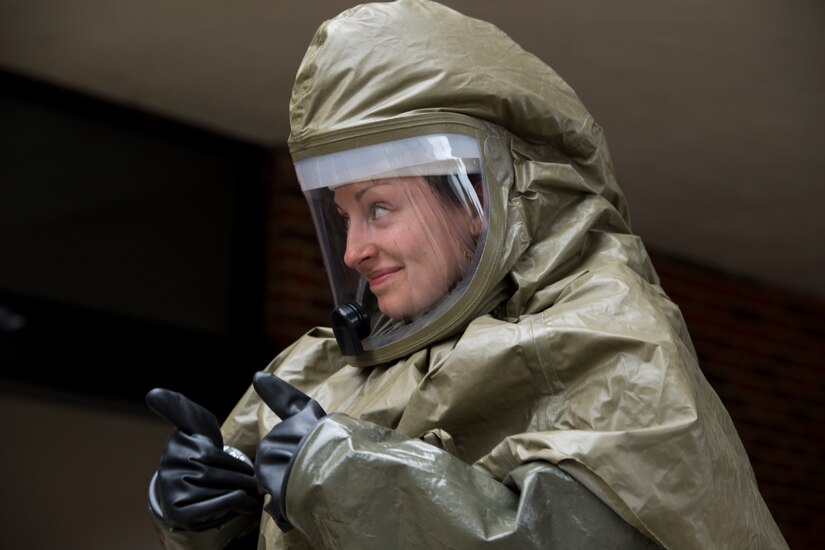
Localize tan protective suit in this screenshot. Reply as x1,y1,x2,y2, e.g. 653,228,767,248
154,1,788,548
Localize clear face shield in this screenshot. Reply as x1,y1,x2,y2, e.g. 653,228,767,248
294,133,488,357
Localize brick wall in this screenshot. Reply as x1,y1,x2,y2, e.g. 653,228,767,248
265,151,333,349
265,149,822,546
651,252,824,549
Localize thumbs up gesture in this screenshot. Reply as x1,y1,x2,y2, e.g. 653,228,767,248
252,372,327,531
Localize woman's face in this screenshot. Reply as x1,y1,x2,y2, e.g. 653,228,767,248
333,176,472,320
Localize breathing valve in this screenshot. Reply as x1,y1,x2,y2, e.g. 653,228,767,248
330,301,370,356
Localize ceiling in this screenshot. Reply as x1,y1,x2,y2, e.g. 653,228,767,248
2,0,824,300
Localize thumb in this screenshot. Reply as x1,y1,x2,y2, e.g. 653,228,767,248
145,388,223,446
253,372,311,420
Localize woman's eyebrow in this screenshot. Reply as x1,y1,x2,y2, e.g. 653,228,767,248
333,180,394,210
356,180,392,201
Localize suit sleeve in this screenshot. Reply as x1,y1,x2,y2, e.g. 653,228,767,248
283,414,660,549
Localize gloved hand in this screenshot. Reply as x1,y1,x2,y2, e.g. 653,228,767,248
253,372,327,532
146,388,262,530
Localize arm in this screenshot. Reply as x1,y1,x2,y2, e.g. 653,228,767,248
287,414,658,549
253,374,659,549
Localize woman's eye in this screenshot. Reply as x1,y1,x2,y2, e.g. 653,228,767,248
371,204,390,220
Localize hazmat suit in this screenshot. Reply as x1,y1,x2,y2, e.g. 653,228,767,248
147,1,788,548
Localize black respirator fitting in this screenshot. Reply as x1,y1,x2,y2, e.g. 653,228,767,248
331,301,370,356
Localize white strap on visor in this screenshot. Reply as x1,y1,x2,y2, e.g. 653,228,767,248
295,134,481,191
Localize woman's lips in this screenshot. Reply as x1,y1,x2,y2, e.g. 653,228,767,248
368,267,401,289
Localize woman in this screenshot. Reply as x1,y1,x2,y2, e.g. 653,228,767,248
298,132,487,356
146,1,787,548
333,174,483,322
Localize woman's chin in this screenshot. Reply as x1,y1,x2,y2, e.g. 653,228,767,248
380,306,410,322
377,296,416,322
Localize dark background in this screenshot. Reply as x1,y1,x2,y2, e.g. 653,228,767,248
1,71,273,418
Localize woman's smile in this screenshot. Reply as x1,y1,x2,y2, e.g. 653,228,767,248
367,267,402,290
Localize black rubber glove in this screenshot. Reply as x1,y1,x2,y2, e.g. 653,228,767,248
252,372,326,532
146,388,262,530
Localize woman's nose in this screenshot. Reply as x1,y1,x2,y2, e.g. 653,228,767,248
343,225,376,269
